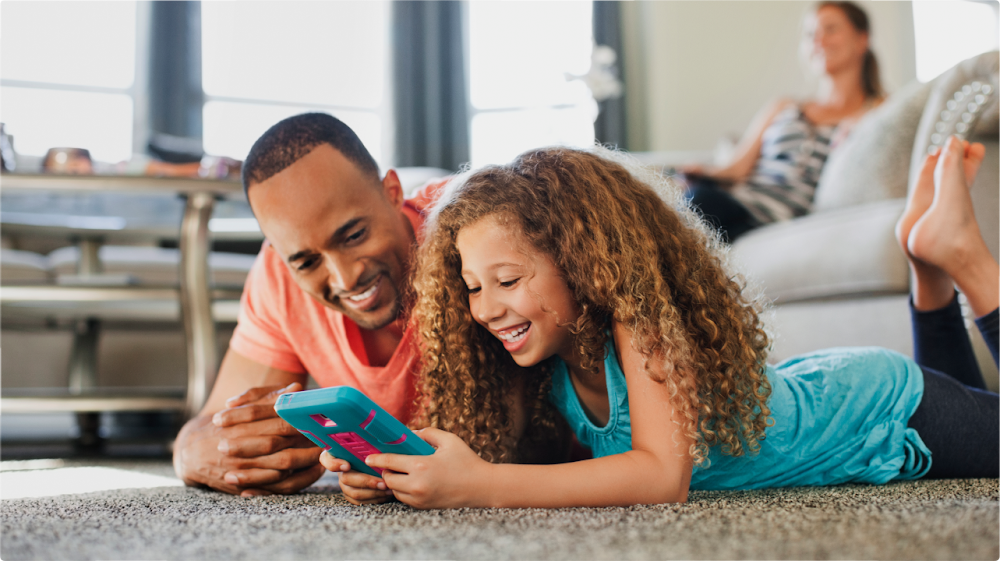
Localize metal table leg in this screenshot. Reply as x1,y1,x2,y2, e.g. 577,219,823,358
69,237,104,448
68,237,103,393
179,192,218,418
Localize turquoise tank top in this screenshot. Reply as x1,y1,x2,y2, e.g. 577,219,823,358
548,342,933,490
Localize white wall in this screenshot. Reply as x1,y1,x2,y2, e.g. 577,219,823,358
623,1,917,152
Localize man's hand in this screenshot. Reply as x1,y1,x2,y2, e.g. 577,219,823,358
173,383,325,497
319,451,396,505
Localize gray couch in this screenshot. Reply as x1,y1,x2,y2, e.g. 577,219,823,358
730,51,999,390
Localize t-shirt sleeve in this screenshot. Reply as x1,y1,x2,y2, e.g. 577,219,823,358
407,177,450,215
228,244,307,373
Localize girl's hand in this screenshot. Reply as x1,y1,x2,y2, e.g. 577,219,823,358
319,451,395,505
364,428,494,509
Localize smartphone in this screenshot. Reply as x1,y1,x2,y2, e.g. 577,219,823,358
274,385,434,478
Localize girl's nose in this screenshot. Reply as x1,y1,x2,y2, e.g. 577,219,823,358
476,290,506,324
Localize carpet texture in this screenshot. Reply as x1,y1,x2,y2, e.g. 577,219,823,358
1,459,997,560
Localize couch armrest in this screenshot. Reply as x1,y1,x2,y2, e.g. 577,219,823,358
730,198,909,304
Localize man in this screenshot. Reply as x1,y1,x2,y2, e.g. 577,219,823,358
173,113,440,497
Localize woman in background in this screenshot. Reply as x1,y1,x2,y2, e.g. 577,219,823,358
681,1,885,242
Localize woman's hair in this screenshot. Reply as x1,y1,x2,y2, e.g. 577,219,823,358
818,1,884,99
409,147,772,467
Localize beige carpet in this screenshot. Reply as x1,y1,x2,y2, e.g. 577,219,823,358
1,459,997,560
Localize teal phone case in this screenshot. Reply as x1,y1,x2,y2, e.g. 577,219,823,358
274,386,434,477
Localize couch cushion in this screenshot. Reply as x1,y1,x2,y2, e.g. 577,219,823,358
49,245,255,288
813,80,932,211
730,198,909,304
0,248,52,284
909,50,999,193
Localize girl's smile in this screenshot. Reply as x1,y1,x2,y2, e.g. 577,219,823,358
456,214,580,367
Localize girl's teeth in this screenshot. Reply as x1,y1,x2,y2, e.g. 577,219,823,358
349,283,377,301
500,325,528,342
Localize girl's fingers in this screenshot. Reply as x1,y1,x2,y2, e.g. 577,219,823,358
414,427,449,447
338,468,386,490
365,453,412,473
319,451,351,472
339,479,394,503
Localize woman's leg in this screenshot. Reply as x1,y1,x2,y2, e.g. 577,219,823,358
685,177,760,243
906,366,998,478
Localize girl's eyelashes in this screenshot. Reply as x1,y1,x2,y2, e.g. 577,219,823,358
466,286,481,295
500,278,520,288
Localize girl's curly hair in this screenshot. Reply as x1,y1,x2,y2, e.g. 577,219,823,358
409,147,772,466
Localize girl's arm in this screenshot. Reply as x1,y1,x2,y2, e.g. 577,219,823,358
364,322,694,509
680,98,792,184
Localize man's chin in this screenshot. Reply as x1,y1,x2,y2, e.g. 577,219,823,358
342,299,402,331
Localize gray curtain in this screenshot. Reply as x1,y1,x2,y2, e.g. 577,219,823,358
392,1,469,171
593,1,627,150
148,1,203,160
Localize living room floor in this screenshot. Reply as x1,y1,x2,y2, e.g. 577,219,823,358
1,456,996,560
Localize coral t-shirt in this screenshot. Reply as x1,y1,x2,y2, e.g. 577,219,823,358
229,181,445,423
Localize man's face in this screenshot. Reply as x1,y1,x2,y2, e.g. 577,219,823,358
249,144,415,330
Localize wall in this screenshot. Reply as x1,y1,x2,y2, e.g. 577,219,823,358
623,1,917,152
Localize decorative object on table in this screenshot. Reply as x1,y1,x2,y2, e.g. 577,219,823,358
1,122,17,173
198,155,242,179
43,147,94,175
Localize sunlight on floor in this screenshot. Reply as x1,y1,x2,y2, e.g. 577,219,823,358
1,463,182,499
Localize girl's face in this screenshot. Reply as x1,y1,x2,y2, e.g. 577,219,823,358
803,5,867,76
456,215,581,368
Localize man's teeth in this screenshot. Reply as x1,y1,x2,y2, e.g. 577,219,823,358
499,325,529,342
348,282,378,302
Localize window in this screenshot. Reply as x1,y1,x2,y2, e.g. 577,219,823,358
200,2,391,166
913,1,999,83
467,1,595,167
1,1,140,163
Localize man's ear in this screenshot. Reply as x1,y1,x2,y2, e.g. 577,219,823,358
381,169,404,209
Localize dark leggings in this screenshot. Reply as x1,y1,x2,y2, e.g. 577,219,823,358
905,294,999,478
684,177,760,243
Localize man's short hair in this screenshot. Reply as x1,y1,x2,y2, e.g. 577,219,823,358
241,113,380,194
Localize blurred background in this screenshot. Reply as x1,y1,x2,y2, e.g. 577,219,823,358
3,1,997,171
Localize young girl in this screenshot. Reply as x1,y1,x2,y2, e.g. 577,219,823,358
321,137,998,509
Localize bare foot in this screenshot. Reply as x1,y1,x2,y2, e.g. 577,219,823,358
897,140,985,258
895,149,940,259
898,149,953,310
908,136,997,315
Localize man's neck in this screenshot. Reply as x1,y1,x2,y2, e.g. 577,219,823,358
359,318,405,367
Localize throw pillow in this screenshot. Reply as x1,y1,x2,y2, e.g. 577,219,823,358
814,79,932,211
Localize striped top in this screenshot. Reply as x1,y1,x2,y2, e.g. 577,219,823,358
733,104,835,224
